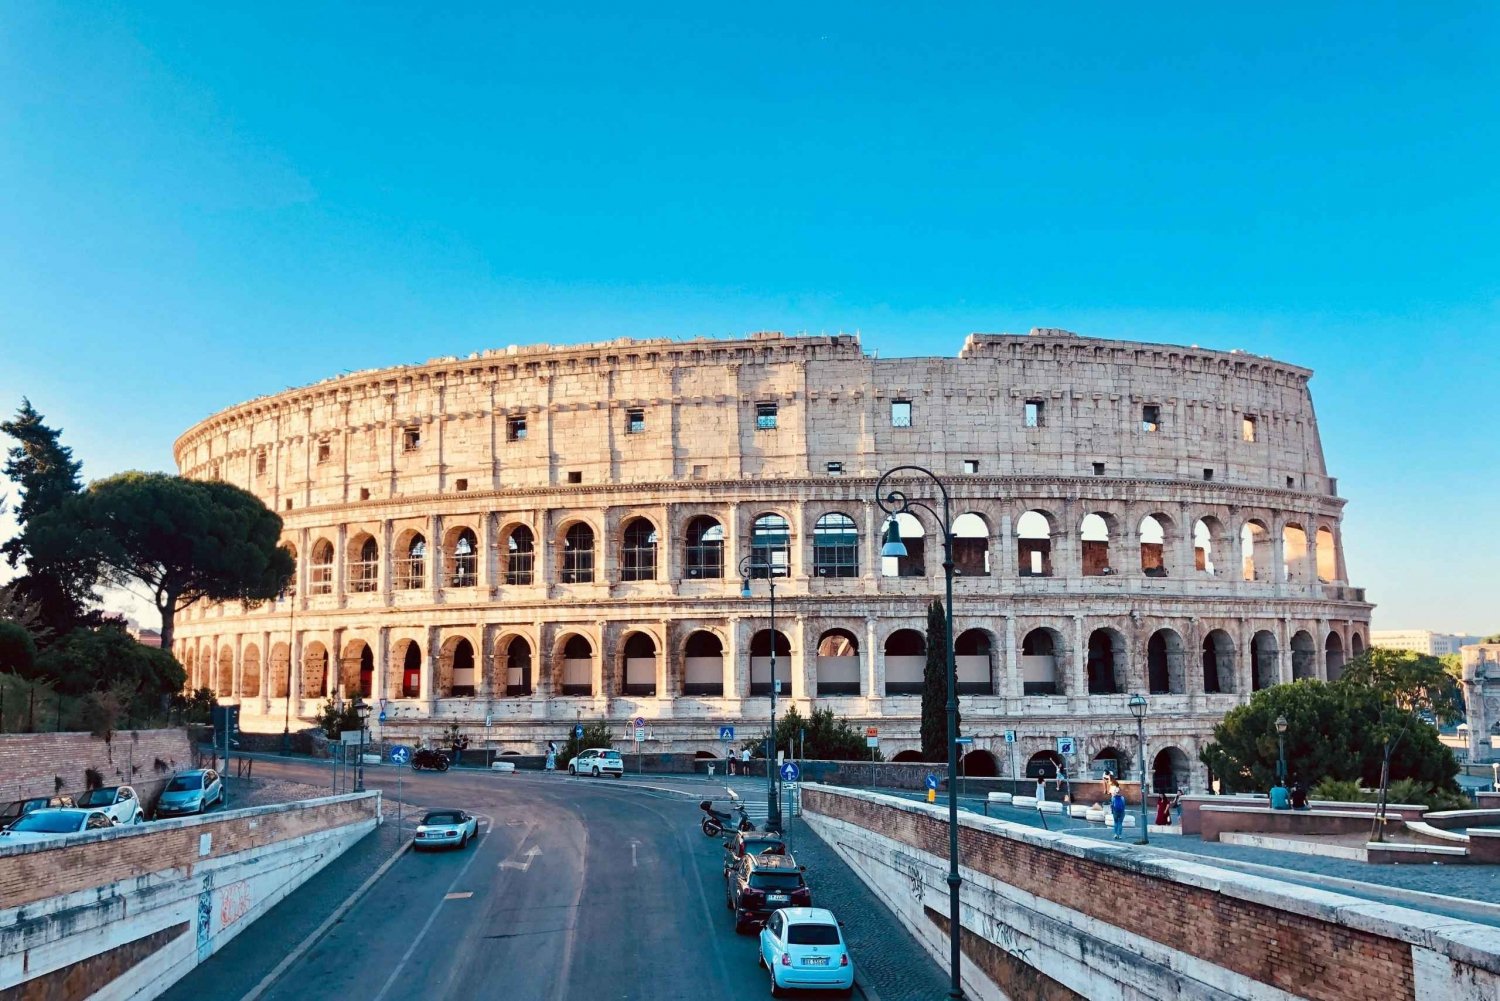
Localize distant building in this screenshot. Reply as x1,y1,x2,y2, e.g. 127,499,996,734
1371,630,1481,657
123,618,163,648
1461,644,1500,763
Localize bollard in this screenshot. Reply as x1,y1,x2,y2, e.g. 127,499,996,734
927,788,936,803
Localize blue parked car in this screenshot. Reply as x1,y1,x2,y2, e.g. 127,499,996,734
759,907,854,996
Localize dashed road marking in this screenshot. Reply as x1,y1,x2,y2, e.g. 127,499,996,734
443,892,473,900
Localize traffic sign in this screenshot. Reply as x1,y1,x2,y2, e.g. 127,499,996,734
389,745,412,764
634,726,647,743
1003,730,1017,744
574,724,584,739
634,716,647,728
484,715,493,728
780,762,801,782
924,773,940,791
1056,736,1076,756
865,727,878,737
866,736,879,748
955,736,974,746
378,709,388,723
718,725,736,741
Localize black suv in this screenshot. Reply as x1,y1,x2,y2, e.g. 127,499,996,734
724,852,810,932
722,830,788,877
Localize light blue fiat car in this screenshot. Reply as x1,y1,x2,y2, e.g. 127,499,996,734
759,907,854,996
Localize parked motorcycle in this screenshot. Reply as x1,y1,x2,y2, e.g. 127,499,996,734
411,748,451,772
700,790,754,837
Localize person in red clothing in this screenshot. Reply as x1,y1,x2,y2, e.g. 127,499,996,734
1155,792,1171,826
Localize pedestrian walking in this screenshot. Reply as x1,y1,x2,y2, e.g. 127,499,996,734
1035,774,1046,802
1110,783,1126,840
1155,792,1171,827
545,740,557,773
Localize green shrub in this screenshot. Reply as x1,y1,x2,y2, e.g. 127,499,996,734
1310,778,1366,803
559,722,614,770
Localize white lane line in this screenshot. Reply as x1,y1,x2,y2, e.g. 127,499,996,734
630,839,638,868
547,822,589,1001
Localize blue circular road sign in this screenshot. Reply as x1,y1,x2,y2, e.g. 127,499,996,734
573,724,584,739
780,762,800,782
924,773,940,791
389,745,412,764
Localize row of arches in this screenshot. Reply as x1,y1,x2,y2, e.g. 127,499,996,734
280,508,1344,596
890,746,1194,791
184,624,1363,702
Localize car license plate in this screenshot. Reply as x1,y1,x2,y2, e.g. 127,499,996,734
805,956,829,966
767,894,789,903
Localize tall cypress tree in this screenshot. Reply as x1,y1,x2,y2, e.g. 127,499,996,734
921,598,958,761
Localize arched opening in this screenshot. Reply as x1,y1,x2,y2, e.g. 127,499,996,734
694,750,718,760
1019,628,1061,696
1016,511,1053,577
883,628,926,696
1252,630,1279,690
961,750,999,777
389,639,422,699
1201,630,1236,694
1147,628,1186,694
1316,526,1337,582
242,644,261,699
880,512,926,578
683,631,724,696
749,513,791,577
1139,515,1168,577
815,628,860,695
503,524,535,585
892,749,924,763
1193,518,1221,575
309,539,335,595
1351,632,1365,657
560,523,596,584
1087,628,1125,695
396,531,427,590
952,512,990,577
1241,521,1271,582
502,636,533,696
183,648,196,690
302,642,328,699
749,629,791,696
348,534,379,593
446,527,479,588
622,632,658,695
1092,746,1126,780
269,643,290,699
1283,523,1309,583
559,635,594,696
1080,513,1115,576
217,647,234,697
358,644,374,697
339,641,372,698
955,628,994,695
441,637,477,697
281,544,298,598
813,513,860,578
1325,632,1346,682
1291,630,1317,680
685,516,724,579
620,518,658,582
1152,747,1191,795
1026,750,1063,779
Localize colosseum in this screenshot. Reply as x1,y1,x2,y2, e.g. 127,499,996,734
172,327,1370,793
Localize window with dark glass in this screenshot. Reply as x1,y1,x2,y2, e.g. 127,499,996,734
561,523,595,583
505,526,535,585
625,408,646,434
1141,404,1161,432
749,513,790,577
402,426,421,451
755,402,778,430
507,415,528,441
450,529,478,587
813,513,859,577
620,518,658,581
685,516,724,579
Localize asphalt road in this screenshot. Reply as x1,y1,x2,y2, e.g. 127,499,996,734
186,760,881,1001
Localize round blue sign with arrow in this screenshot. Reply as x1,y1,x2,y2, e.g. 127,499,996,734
780,762,800,782
573,724,584,740
389,745,412,765
924,773,940,791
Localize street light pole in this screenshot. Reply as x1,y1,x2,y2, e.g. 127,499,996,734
740,554,783,833
354,698,371,792
1128,693,1150,845
1275,714,1289,788
875,464,964,1001
282,583,297,756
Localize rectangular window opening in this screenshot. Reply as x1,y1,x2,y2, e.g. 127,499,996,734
826,461,844,475
625,408,646,434
455,478,468,492
691,464,707,480
316,439,331,464
962,459,979,474
1024,400,1044,428
755,402,779,430
402,426,421,452
1286,476,1296,489
255,452,267,476
567,470,583,484
1242,415,1258,442
359,487,370,500
284,499,293,511
507,415,528,442
891,399,913,428
1203,468,1214,481
1092,462,1106,476
1141,404,1161,433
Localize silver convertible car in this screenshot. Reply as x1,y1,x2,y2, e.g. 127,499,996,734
414,809,479,851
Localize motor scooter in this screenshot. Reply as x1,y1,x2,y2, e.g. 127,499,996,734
699,788,754,837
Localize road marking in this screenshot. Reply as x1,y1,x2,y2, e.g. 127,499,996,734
499,845,542,871
548,823,588,1001
444,892,473,900
630,839,639,868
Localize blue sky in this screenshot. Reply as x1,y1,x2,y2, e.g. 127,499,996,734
1,3,1495,630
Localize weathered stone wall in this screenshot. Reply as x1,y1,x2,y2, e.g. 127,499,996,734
801,784,1500,1001
168,330,1371,783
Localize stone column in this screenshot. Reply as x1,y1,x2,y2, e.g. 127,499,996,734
231,639,243,703
381,519,394,600
479,622,495,699
790,614,809,702
479,511,496,594
290,631,304,718
375,626,390,703
998,513,1016,579
1004,613,1021,699
657,620,673,700
259,630,272,714
592,620,607,702
1176,504,1196,577
334,523,348,607
1070,615,1086,700
864,616,881,701
1278,617,1292,685
424,624,440,713
726,615,745,699
429,513,443,600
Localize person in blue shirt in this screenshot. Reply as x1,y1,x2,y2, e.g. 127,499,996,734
1269,780,1290,810
1110,782,1126,840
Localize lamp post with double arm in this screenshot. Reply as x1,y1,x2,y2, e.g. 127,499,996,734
1129,693,1150,844
739,554,783,834
874,464,965,1000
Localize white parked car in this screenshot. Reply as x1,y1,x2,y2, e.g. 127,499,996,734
74,785,144,825
414,809,480,851
759,907,855,996
0,808,116,845
568,747,624,778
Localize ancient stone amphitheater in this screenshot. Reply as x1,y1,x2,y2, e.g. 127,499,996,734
173,328,1370,791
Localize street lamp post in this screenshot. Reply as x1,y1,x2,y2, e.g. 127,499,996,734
874,464,965,1001
739,554,783,834
1128,693,1150,845
282,584,297,756
1275,714,1289,791
354,698,371,792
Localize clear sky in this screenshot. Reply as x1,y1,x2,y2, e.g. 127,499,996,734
1,3,1495,631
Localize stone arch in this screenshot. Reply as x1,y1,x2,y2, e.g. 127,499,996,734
1147,628,1186,694
501,523,536,585
815,627,861,695
439,635,478,696
217,646,234,697
1152,746,1192,794
241,643,261,699
1316,525,1338,583
683,630,725,696
340,639,372,696
748,512,792,577
879,511,925,578
556,632,595,696
1026,750,1063,779
620,630,659,696
1350,632,1365,657
1283,523,1310,583
1241,520,1271,582
693,750,718,760
302,641,329,699
281,542,298,598
952,512,990,576
813,512,860,578
1325,631,1346,682
1291,629,1317,680
497,633,534,696
1201,629,1236,694
620,517,659,582
1193,516,1226,575
1080,512,1119,576
1020,627,1064,696
961,749,999,777
1087,628,1126,695
394,529,427,590
955,627,995,695
182,647,197,690
390,638,423,699
1016,510,1054,577
269,642,290,699
883,628,926,695
892,749,924,763
684,515,725,579
749,628,791,696
308,538,335,595
559,521,597,584
1139,514,1171,577
443,525,479,588
1092,746,1128,780
1251,630,1279,690
347,531,379,594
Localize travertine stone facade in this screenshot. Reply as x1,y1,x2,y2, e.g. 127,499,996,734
173,328,1371,792
1462,645,1500,763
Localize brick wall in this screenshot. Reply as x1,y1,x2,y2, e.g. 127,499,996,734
0,729,195,804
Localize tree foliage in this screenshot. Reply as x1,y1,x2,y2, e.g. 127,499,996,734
35,623,186,719
744,705,880,762
31,472,294,651
0,621,37,676
169,687,218,725
1339,647,1463,725
316,698,365,739
920,599,957,761
559,722,615,769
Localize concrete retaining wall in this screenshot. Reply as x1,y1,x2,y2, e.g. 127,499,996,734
801,783,1500,1001
0,791,381,1000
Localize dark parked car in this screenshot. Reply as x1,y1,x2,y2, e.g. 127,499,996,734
722,831,788,875
726,852,810,932
0,796,75,831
